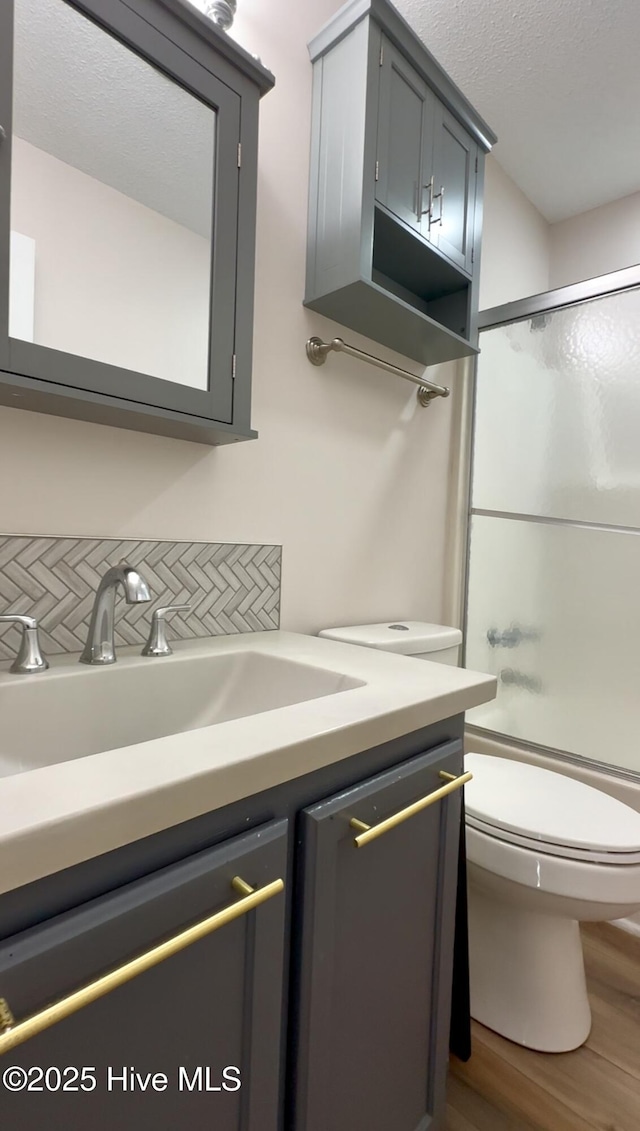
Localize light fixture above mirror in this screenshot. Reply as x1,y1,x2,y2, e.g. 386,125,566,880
205,0,237,31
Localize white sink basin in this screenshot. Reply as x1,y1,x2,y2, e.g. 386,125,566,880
0,648,364,778
0,631,497,896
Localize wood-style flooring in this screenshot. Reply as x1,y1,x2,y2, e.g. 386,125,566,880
447,923,640,1131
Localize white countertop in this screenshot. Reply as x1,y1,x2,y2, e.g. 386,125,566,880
0,632,496,895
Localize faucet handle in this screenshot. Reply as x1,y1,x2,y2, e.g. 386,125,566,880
142,605,191,657
0,614,49,674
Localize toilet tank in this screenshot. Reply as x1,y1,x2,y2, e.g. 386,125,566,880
318,621,463,665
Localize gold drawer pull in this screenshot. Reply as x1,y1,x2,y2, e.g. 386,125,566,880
0,875,284,1057
350,770,472,848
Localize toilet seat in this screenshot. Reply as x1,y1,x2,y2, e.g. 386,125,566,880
466,813,640,864
464,752,640,860
466,819,640,911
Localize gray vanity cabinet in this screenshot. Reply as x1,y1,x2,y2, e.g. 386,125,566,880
293,740,462,1131
0,0,274,445
0,820,288,1131
0,716,468,1131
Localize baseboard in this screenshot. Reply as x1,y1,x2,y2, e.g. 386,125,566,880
609,915,640,938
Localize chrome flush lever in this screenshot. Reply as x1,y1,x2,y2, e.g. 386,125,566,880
142,605,191,657
0,614,49,674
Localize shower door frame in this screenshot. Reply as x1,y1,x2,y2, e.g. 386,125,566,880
447,262,640,781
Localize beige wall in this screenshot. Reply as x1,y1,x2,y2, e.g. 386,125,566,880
0,0,459,635
11,136,211,387
480,157,640,308
550,190,640,289
479,156,551,311
12,2,632,639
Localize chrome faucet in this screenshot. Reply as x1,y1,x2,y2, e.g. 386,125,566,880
80,561,151,665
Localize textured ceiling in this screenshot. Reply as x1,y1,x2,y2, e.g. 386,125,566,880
396,0,640,222
14,0,640,228
14,0,215,236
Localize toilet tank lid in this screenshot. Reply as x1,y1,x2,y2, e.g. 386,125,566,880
318,621,462,655
464,752,640,854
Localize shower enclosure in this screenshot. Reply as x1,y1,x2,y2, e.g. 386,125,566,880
463,267,640,779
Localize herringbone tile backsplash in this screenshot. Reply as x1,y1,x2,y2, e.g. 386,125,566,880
0,536,281,660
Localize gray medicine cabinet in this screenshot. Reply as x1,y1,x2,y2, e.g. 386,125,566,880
305,0,497,366
0,0,273,445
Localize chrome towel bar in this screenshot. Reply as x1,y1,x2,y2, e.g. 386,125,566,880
306,336,450,406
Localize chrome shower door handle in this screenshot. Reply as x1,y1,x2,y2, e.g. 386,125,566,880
142,604,191,657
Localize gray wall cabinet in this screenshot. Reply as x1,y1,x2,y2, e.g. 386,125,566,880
305,0,496,366
0,0,274,445
376,42,478,275
0,717,465,1130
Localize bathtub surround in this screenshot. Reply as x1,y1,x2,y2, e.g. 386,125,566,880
466,280,640,777
0,536,281,660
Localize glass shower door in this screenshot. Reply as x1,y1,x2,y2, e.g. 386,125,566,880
465,286,640,774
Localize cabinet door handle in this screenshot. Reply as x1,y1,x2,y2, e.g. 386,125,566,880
0,875,284,1056
419,175,434,217
429,185,444,229
349,770,471,847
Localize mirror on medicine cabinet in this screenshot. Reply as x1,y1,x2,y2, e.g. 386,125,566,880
0,0,274,444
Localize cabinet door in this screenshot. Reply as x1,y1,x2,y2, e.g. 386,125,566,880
376,37,435,231
429,105,477,273
293,740,463,1131
0,820,287,1131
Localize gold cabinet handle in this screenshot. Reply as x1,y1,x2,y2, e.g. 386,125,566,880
0,875,284,1057
350,770,472,847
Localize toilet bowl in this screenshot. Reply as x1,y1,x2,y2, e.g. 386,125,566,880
465,752,640,1052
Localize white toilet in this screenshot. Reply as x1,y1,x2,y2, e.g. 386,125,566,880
319,621,640,1053
464,752,640,1051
